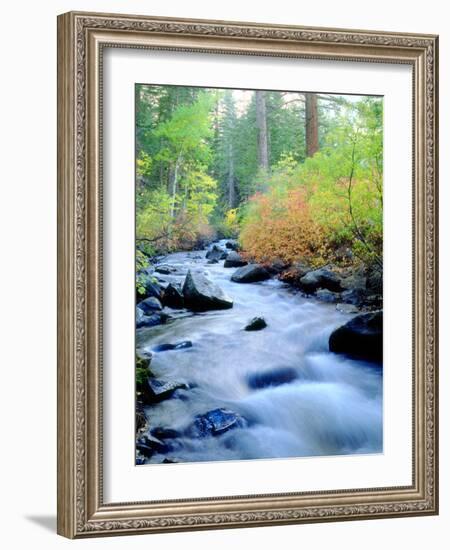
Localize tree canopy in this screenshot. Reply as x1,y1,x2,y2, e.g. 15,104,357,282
135,84,383,271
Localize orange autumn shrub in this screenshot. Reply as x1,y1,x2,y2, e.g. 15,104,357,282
239,187,329,266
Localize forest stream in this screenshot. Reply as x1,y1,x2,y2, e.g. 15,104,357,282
136,241,383,465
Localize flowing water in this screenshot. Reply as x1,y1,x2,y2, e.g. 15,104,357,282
137,243,383,464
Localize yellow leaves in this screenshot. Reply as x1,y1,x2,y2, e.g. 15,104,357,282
240,187,329,265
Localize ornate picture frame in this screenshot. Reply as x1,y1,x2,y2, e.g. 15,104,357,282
57,11,438,538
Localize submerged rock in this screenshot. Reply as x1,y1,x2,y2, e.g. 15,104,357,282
299,268,343,294
152,341,193,352
205,244,228,262
244,317,267,331
187,408,246,438
182,270,233,311
231,264,271,283
329,311,383,363
247,367,298,389
224,251,247,268
207,258,219,264
162,283,185,309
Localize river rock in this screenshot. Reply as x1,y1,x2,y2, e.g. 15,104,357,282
231,264,271,283
137,296,163,314
247,367,298,389
366,267,383,294
182,270,233,311
299,267,343,294
244,317,267,331
135,451,146,465
224,251,247,268
155,264,178,275
336,303,359,314
205,244,228,262
139,275,163,300
144,378,189,403
316,289,341,303
341,288,366,306
329,311,383,363
162,283,184,309
152,341,192,352
207,258,219,264
278,261,311,287
151,427,181,440
136,306,145,324
225,240,239,250
187,408,246,438
137,434,171,456
136,312,168,329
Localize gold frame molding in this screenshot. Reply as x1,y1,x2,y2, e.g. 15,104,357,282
57,11,439,538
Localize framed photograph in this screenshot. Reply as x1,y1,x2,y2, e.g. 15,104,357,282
57,11,439,538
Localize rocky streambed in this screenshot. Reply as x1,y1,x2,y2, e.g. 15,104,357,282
135,241,383,466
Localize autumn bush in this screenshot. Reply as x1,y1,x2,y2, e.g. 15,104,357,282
240,187,330,266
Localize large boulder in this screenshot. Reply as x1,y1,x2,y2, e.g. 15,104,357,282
182,270,233,311
299,267,343,294
205,244,228,262
329,311,383,363
224,251,248,268
187,408,246,438
231,264,271,283
162,283,184,309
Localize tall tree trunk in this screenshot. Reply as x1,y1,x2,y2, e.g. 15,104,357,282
305,92,319,157
227,140,236,208
169,154,182,219
255,90,269,171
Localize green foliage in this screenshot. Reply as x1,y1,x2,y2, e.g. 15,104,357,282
136,252,149,296
136,151,152,179
239,97,383,268
135,84,383,271
136,355,152,391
